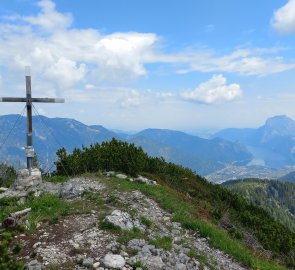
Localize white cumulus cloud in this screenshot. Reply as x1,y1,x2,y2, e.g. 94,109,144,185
272,0,295,34
24,0,73,30
44,58,86,87
181,74,242,104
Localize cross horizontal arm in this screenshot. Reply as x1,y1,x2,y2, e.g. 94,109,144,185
31,98,65,103
0,97,27,102
0,97,65,103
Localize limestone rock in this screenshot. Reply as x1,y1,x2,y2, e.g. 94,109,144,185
11,168,42,191
83,257,94,267
93,261,100,268
135,175,157,185
130,255,165,270
39,182,61,195
0,189,27,199
116,173,128,179
176,262,187,270
60,181,85,199
27,259,42,270
104,210,144,231
102,253,125,269
60,178,104,199
128,239,146,250
104,171,116,177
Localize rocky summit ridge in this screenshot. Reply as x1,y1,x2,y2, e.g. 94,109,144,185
0,170,245,270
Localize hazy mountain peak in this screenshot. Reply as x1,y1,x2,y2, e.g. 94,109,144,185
262,115,295,137
265,115,295,127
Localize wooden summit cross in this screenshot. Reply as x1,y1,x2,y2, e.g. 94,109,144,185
0,66,65,173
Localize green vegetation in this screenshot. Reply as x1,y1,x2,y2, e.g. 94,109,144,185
82,191,104,205
0,163,16,188
12,243,23,254
117,227,145,246
188,247,217,270
228,227,244,240
43,175,69,183
140,216,153,228
99,213,146,245
0,191,109,268
150,235,173,251
100,218,146,245
0,194,68,231
223,178,295,232
54,139,295,269
133,260,148,270
105,194,121,206
99,220,122,232
56,139,149,177
0,231,25,270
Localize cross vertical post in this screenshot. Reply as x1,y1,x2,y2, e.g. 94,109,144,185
0,66,65,174
25,67,33,171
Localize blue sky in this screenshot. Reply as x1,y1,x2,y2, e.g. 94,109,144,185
0,0,295,133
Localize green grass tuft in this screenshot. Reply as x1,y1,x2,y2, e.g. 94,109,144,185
98,220,122,232
150,235,173,251
132,260,148,270
140,216,153,228
43,175,69,183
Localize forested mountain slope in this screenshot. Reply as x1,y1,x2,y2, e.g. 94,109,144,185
223,178,295,231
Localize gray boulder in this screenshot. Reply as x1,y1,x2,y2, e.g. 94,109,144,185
128,239,146,250
129,255,165,270
135,176,157,185
102,253,125,269
60,178,104,199
104,171,116,177
104,210,144,231
116,173,128,179
60,181,85,199
27,259,42,270
39,182,61,195
83,257,94,267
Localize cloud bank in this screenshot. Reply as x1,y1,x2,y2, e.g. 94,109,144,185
0,0,293,94
0,0,157,89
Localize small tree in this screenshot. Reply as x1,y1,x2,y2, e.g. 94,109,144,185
33,153,40,169
0,163,16,188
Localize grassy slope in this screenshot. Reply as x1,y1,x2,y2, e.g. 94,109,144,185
53,139,295,269
99,173,288,270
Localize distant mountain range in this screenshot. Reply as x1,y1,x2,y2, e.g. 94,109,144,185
0,115,120,171
213,115,295,168
279,171,295,183
0,114,252,175
3,114,295,179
